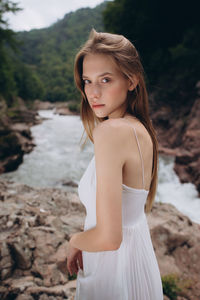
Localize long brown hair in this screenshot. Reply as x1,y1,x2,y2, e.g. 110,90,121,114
74,29,158,213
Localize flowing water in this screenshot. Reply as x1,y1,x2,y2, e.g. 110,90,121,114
1,110,199,223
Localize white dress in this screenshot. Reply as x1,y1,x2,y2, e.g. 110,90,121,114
75,125,163,300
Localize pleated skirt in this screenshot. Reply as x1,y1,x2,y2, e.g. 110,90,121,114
75,215,163,300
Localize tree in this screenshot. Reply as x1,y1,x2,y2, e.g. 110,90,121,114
103,0,200,107
0,0,21,26
14,62,45,100
0,0,22,101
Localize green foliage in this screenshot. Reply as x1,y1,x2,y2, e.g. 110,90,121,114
68,272,77,281
103,0,200,108
15,2,107,102
68,102,80,113
162,274,181,299
0,46,17,99
14,61,45,100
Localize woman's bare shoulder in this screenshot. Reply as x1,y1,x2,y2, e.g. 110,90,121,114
93,118,130,141
132,120,153,147
121,117,152,145
93,119,130,166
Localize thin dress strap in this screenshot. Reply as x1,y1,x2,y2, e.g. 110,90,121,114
132,126,145,189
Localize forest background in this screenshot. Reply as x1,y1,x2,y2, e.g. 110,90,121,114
0,0,199,113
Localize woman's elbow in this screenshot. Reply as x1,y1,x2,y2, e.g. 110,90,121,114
110,242,122,250
103,235,122,251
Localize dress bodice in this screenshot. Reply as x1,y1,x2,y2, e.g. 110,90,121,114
78,156,149,230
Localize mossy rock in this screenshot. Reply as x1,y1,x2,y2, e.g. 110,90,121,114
7,109,37,124
7,110,20,119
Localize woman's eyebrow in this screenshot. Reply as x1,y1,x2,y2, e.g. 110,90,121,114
82,72,113,78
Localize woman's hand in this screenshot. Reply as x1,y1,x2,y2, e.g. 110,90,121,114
66,238,83,276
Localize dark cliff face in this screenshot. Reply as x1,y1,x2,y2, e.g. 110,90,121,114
0,97,39,174
150,97,200,195
174,98,200,193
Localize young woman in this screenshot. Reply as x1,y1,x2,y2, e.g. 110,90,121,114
66,29,163,300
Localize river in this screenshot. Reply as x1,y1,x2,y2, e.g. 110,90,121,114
1,110,200,223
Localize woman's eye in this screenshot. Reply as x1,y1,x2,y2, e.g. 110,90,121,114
102,78,110,83
83,79,90,84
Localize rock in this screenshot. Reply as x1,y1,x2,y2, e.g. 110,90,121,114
10,123,32,139
54,107,74,115
49,241,69,274
62,180,78,187
16,295,34,300
53,102,79,116
33,100,56,110
39,295,49,300
151,97,200,195
8,236,33,270
0,97,41,174
26,284,69,299
0,242,14,280
174,98,200,193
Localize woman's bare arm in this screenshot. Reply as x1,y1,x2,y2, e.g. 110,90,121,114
70,119,127,252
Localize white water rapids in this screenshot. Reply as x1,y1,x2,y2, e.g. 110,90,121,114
1,110,199,223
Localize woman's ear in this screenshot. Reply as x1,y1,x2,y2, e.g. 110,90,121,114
128,75,139,91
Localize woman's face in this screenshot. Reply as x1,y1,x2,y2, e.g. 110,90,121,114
82,53,133,119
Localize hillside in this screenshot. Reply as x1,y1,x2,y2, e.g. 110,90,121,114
15,2,107,103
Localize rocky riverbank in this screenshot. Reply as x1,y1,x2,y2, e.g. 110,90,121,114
0,179,200,300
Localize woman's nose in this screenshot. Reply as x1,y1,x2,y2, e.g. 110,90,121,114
88,83,101,98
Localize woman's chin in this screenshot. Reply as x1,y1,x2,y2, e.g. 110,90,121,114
93,111,108,118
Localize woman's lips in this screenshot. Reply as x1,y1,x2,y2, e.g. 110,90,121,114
92,104,105,108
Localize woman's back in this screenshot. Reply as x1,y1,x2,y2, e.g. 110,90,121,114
112,116,154,192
